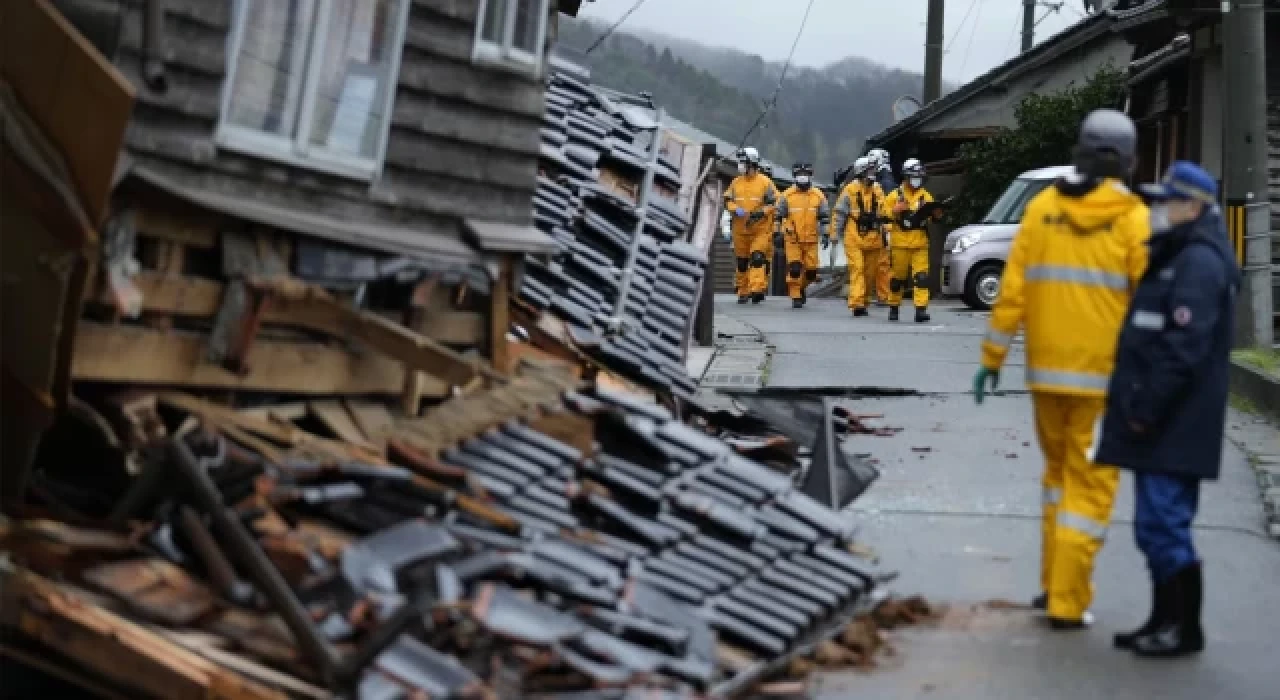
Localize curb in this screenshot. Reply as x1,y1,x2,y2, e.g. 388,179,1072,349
1224,361,1280,539
1229,359,1280,424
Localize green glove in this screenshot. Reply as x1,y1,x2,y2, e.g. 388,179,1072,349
973,367,1000,405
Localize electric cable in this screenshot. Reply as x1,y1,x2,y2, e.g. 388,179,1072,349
945,0,981,55
735,0,818,149
584,0,650,55
957,0,985,83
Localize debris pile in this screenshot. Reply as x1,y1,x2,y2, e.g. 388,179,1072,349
3,372,883,697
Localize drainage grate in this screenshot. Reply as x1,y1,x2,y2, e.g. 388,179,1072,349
701,372,764,391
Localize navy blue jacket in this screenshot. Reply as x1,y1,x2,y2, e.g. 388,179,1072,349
1094,209,1240,480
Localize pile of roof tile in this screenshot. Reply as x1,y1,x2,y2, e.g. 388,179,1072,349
521,63,704,400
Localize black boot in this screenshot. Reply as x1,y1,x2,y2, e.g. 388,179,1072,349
737,295,749,305
915,306,931,323
1133,563,1205,658
888,307,900,322
751,293,765,305
1031,592,1047,610
1114,579,1173,650
853,307,869,317
792,299,804,309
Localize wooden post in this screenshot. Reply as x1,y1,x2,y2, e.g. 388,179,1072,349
490,257,513,375
400,278,436,417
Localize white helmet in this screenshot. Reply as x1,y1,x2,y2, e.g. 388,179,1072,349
868,148,890,169
853,157,870,177
738,147,761,166
902,158,925,178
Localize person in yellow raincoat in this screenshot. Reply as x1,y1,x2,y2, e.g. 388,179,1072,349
973,109,1151,629
724,147,778,304
832,157,888,316
883,158,942,322
869,149,895,303
775,162,830,308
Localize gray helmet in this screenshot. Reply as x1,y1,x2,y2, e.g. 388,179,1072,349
1074,109,1137,178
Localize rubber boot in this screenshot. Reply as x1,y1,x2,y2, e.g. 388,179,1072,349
1031,592,1047,611
738,295,749,305
888,306,899,322
915,306,931,323
751,293,765,305
1114,579,1172,650
1133,563,1204,658
853,308,869,317
792,299,804,309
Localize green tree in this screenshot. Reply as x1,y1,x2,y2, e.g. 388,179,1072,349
945,65,1127,227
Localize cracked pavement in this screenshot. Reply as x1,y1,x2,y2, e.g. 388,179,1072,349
713,294,1280,700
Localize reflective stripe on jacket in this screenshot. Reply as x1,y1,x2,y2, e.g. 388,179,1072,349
725,173,778,236
777,186,830,243
832,181,886,249
981,177,1151,397
883,185,934,250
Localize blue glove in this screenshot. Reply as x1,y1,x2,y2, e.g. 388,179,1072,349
973,367,1000,405
735,207,747,218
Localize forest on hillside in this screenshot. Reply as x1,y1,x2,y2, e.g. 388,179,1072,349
558,19,939,180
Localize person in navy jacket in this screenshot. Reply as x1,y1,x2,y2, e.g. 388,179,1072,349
1093,161,1241,659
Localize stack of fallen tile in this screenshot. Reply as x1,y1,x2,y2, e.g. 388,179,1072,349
3,373,878,698
523,62,704,400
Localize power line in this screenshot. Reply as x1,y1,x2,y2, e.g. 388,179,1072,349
944,0,980,55
957,0,984,82
736,0,817,150
584,0,649,55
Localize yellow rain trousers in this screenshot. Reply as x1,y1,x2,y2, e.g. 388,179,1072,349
980,177,1151,621
725,172,778,296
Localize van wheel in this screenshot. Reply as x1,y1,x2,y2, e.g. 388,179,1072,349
964,262,1004,310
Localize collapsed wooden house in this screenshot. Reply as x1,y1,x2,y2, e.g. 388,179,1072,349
1,2,886,697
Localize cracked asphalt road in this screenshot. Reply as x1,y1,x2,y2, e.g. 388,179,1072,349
714,294,1280,700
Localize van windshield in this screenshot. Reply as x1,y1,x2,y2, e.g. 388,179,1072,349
982,177,1052,225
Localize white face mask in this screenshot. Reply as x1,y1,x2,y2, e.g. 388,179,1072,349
1149,203,1172,233
737,162,747,175
909,177,923,188
795,175,811,187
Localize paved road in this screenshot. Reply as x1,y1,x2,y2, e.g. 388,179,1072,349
714,295,1280,700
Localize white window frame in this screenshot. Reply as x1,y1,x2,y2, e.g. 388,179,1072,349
473,0,550,76
216,0,410,181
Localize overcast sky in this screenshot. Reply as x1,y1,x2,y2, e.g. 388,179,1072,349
577,0,1089,84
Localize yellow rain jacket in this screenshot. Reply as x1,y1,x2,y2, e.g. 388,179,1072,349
724,172,779,238
832,181,887,249
981,178,1151,395
883,184,934,250
777,186,830,243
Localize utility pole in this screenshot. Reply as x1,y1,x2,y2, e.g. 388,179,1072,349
1223,0,1273,348
1022,0,1037,52
923,0,944,103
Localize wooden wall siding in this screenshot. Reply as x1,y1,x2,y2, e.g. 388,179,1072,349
59,0,545,239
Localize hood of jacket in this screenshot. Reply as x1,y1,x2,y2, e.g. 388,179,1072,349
1052,175,1144,233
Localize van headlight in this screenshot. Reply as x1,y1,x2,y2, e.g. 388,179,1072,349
952,231,982,253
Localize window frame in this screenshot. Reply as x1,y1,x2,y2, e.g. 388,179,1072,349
216,0,411,181
472,0,550,75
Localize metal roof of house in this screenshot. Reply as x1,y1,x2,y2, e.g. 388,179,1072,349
867,10,1119,148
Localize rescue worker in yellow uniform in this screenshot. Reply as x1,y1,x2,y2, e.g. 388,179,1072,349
974,109,1151,629
832,157,888,317
775,162,830,308
724,147,779,304
884,158,941,322
868,149,895,303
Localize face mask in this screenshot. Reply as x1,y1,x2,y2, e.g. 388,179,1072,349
909,177,923,188
863,174,876,183
737,162,747,175
1149,203,1172,233
795,175,811,187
